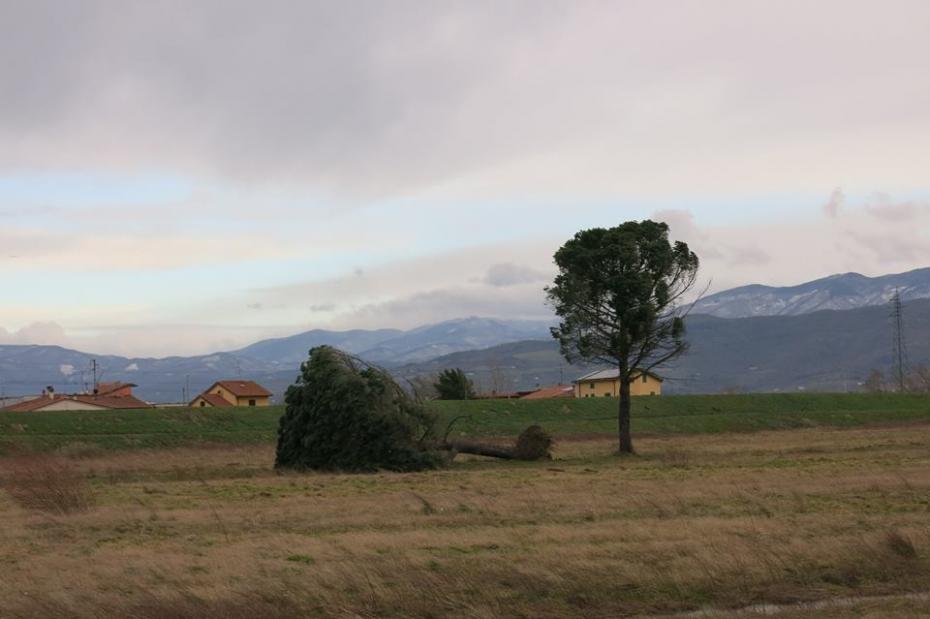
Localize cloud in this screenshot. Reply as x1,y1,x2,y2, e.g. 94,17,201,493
726,246,770,266
864,193,930,221
1,2,929,356
651,209,700,241
1,2,928,199
483,263,549,287
0,225,306,272
823,188,844,218
343,287,552,329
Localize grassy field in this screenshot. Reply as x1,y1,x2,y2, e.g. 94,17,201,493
2,393,930,453
1,423,929,617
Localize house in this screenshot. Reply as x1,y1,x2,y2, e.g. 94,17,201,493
573,369,663,398
189,380,272,408
520,385,574,400
1,383,152,412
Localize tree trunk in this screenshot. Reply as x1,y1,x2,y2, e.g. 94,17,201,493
618,370,634,454
441,439,516,460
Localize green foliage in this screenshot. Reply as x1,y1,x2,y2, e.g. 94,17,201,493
434,368,476,400
274,346,445,472
546,220,699,369
546,219,699,452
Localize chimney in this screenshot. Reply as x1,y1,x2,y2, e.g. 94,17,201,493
46,386,55,399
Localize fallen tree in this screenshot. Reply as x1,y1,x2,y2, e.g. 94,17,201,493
275,346,552,473
442,425,553,461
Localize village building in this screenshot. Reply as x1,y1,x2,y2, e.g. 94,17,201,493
189,380,272,408
1,382,152,412
573,369,663,398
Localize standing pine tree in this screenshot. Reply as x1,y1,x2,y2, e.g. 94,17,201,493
546,220,699,454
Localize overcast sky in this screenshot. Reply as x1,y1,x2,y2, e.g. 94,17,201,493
2,0,929,356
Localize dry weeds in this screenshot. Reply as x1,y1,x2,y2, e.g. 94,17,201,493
0,425,929,617
1,450,94,515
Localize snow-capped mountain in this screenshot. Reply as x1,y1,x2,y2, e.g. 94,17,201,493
693,268,930,318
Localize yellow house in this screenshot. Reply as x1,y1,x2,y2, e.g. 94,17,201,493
190,380,272,408
573,369,663,398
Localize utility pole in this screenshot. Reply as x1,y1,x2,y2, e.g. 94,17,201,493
891,289,908,393
91,359,98,393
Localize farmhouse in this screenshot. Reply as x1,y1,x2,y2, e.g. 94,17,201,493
573,369,662,398
190,380,272,408
1,382,152,412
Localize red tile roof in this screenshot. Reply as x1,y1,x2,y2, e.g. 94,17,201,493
72,394,152,409
520,385,575,400
2,393,152,412
95,382,137,396
2,397,59,412
213,380,272,397
190,393,234,407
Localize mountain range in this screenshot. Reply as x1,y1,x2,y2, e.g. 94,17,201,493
693,267,930,318
234,317,552,366
0,317,554,403
2,268,929,402
396,299,930,395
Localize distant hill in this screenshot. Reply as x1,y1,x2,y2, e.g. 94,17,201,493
235,328,403,366
234,316,552,367
398,299,930,394
5,295,930,402
0,317,554,403
693,267,930,318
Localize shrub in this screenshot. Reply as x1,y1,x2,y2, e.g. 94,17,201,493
2,451,94,515
275,346,445,472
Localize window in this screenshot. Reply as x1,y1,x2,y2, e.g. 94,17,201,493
603,393,610,397
650,391,656,396
642,374,648,383
589,383,595,389
248,399,256,406
199,401,206,407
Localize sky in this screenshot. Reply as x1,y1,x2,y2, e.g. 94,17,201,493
1,0,929,357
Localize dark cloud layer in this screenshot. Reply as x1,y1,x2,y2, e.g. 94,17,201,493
2,1,928,198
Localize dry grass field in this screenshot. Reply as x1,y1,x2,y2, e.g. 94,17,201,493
2,423,930,618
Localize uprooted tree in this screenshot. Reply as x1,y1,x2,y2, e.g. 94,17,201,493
274,346,551,472
546,220,699,455
275,345,445,472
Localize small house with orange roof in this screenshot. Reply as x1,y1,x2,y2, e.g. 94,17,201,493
189,380,272,408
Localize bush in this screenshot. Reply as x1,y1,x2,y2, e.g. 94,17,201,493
275,346,445,472
2,451,94,515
